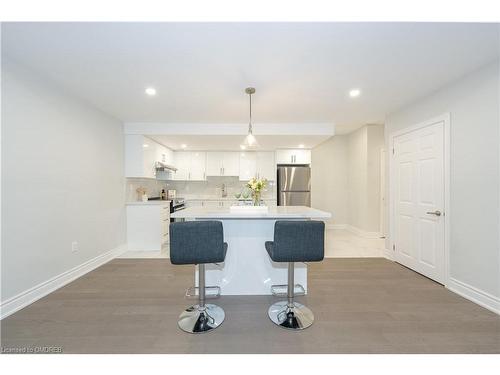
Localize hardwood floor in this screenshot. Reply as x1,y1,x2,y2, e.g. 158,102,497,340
1,258,499,354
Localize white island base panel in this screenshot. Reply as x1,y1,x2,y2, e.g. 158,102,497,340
194,219,307,296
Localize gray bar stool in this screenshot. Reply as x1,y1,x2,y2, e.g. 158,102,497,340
265,220,325,330
170,221,228,333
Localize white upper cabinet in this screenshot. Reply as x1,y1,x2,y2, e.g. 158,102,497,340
206,152,224,176
189,152,207,180
155,144,174,166
256,151,276,180
239,151,275,181
206,152,240,176
276,149,311,165
125,135,171,178
239,152,257,181
173,151,206,181
173,152,190,180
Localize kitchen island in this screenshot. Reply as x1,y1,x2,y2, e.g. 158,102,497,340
170,206,331,295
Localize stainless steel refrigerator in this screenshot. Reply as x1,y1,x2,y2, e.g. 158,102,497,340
277,165,311,206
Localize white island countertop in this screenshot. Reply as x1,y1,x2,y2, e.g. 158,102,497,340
170,205,331,219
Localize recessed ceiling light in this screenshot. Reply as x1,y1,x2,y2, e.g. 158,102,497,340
145,87,157,96
298,144,305,148
143,144,149,148
349,89,361,98
240,145,246,150
180,144,187,149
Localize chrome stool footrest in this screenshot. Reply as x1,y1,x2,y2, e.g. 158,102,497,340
270,284,305,297
185,286,221,299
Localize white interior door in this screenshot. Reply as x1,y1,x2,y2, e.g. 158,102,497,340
393,120,445,283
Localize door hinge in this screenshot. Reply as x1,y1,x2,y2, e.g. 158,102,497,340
392,244,395,251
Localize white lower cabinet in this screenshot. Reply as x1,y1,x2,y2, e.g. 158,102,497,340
126,202,170,251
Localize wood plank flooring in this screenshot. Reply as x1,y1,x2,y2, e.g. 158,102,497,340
1,258,499,353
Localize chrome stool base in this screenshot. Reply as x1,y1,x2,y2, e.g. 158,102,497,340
178,304,225,333
268,301,314,330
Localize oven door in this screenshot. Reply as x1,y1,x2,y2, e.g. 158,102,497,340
170,204,186,223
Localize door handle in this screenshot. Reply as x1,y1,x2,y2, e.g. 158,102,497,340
426,210,442,216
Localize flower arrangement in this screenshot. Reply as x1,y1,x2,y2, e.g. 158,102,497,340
246,177,268,206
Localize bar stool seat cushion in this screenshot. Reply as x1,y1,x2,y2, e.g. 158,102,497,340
266,221,325,263
170,221,227,265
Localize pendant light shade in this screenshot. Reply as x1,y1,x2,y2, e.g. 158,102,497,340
243,87,259,149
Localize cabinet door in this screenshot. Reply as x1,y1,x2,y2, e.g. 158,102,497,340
189,152,206,180
222,200,238,207
173,152,190,180
294,149,311,164
142,137,157,178
186,200,203,208
222,152,240,176
239,152,257,181
203,200,220,208
206,152,224,176
276,149,295,164
256,152,275,180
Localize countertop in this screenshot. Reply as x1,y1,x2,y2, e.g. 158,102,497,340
170,206,331,219
126,200,171,206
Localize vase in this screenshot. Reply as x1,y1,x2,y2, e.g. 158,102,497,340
252,191,261,206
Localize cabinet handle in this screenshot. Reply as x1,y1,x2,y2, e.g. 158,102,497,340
188,172,191,180
203,172,205,180
222,167,225,175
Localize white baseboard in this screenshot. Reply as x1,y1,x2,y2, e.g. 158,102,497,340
446,277,500,316
0,244,127,320
326,224,347,230
384,248,395,261
326,224,382,239
345,225,382,239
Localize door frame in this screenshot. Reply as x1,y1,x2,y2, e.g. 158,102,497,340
380,148,386,237
389,113,450,285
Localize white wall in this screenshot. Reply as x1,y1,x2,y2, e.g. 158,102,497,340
1,59,126,303
366,125,385,231
311,135,349,225
346,125,385,232
311,125,384,232
347,127,368,230
385,61,500,299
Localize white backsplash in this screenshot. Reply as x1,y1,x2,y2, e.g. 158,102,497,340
126,178,169,202
126,177,276,202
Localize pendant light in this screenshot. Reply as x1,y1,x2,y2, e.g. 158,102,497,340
242,87,259,149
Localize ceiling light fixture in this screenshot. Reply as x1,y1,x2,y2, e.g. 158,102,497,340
240,145,246,150
242,87,259,149
145,87,157,96
180,144,187,149
349,89,361,98
298,144,305,148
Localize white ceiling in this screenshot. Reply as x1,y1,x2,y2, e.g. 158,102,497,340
2,23,499,134
150,134,330,151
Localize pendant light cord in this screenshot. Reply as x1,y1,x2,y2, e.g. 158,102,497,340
249,91,253,133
